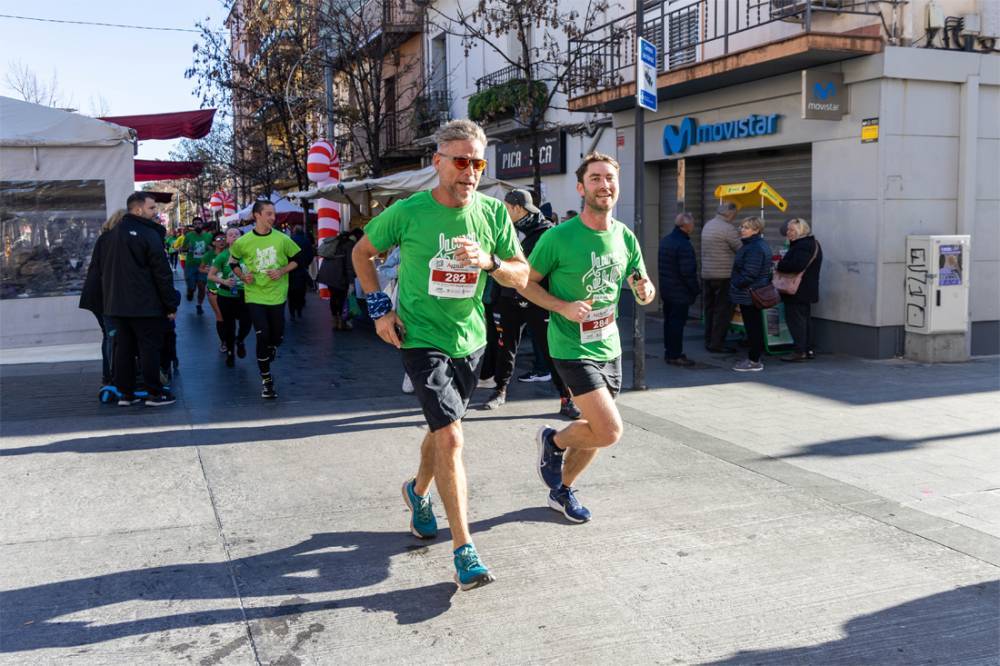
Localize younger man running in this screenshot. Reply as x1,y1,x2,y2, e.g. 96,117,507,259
352,119,528,590
520,153,656,522
229,201,301,398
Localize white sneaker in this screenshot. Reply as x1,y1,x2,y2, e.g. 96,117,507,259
732,359,764,372
477,377,497,389
402,374,414,394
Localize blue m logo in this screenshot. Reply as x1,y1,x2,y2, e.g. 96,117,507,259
814,81,836,100
662,117,697,156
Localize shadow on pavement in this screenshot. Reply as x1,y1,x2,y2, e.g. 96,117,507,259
774,427,1000,459
0,409,425,457
0,507,564,652
707,580,999,665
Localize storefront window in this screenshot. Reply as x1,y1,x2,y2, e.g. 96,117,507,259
0,180,106,300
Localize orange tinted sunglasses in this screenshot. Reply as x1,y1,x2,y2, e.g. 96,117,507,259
437,153,488,172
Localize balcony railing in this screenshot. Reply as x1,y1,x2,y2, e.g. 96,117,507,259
414,89,452,137
361,0,423,37
475,63,540,93
568,0,887,99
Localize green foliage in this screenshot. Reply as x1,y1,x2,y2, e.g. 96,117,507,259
467,79,547,124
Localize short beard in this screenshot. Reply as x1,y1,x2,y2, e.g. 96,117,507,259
585,193,614,213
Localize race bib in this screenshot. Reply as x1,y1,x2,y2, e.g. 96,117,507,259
428,258,479,298
580,305,617,344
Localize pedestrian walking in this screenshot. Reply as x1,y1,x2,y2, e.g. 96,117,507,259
481,188,579,419
201,233,228,352
352,119,529,591
208,227,253,368
317,229,361,330
776,218,823,362
181,218,213,314
729,216,773,372
521,153,655,523
79,209,126,388
701,202,742,353
228,200,302,398
288,224,315,320
658,212,700,366
99,192,180,406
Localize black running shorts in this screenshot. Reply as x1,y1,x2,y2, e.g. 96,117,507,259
402,346,485,432
551,356,622,399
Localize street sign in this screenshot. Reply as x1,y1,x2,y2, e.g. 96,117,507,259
637,37,657,112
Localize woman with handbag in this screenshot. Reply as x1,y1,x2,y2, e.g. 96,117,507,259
775,218,823,362
729,216,773,372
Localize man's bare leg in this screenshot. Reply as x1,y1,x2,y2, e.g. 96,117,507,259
431,420,472,550
413,430,435,496
554,387,622,487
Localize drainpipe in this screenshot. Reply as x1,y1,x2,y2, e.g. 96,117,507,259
958,74,979,356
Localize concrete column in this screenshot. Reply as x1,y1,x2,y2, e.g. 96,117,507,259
957,74,979,357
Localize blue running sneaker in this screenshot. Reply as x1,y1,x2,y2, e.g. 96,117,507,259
453,543,495,591
536,425,564,490
401,478,437,539
548,486,592,523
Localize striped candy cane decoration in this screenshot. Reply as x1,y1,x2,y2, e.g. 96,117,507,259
209,190,236,217
307,140,343,300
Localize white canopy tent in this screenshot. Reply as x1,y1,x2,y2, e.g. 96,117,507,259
286,165,518,208
221,191,304,224
0,96,134,352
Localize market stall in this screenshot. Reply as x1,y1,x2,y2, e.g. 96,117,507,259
0,96,134,350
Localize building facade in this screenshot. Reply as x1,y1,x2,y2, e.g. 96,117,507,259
569,0,999,357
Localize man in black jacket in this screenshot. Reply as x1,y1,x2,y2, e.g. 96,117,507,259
100,192,180,406
658,212,700,366
482,189,579,419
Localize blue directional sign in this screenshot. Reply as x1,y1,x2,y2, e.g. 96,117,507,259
637,37,657,112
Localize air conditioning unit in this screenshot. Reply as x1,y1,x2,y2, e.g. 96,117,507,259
771,0,845,21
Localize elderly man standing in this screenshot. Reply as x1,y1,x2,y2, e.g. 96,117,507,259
701,202,742,353
658,212,699,366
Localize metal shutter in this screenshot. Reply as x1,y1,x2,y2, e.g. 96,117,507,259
697,145,812,254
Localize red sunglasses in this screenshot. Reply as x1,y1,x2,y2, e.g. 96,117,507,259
437,153,487,172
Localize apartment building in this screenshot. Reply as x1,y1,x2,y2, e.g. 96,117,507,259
567,0,998,357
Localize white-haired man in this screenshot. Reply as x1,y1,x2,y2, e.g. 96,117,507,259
352,119,529,591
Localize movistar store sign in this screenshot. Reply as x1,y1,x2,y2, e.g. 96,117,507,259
662,113,781,156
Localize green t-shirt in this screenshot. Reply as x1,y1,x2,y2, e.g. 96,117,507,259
201,250,219,293
364,190,521,358
211,249,245,298
528,216,646,361
184,231,214,259
229,229,301,305
165,234,175,252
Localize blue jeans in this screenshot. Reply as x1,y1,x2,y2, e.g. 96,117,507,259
94,313,117,384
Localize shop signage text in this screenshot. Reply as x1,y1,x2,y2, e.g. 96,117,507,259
662,114,780,156
495,131,566,180
802,71,846,120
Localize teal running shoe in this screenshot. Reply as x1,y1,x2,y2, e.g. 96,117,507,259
402,478,437,539
453,543,495,591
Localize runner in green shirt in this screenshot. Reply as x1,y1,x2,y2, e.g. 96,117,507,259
208,228,252,367
182,220,214,314
201,232,227,353
352,119,528,591
520,152,655,524
229,201,301,398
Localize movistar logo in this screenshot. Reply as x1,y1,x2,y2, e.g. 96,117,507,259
814,82,835,100
662,114,780,156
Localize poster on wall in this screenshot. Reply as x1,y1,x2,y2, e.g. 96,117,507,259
0,180,107,299
938,244,963,286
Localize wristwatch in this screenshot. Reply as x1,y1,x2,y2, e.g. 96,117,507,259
485,253,502,274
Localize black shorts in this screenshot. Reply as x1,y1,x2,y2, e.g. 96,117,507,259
401,346,485,432
551,357,622,399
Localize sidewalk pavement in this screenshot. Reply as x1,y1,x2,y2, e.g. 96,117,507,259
1,293,998,664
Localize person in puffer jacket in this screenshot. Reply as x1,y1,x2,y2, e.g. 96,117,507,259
729,216,772,372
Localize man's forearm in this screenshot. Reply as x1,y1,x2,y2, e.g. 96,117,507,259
282,261,298,275
491,257,529,290
517,280,566,313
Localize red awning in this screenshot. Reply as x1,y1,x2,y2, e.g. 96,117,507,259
101,109,217,141
134,159,204,182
